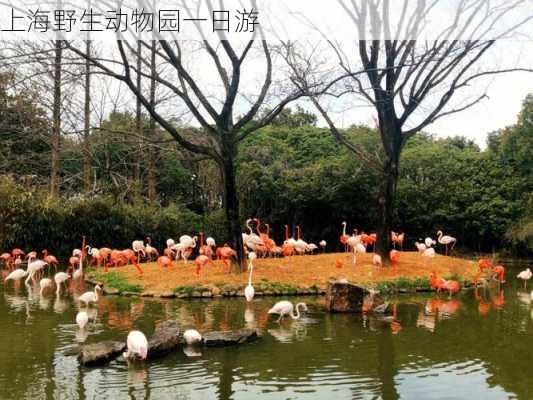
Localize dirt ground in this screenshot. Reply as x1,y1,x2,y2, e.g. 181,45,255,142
105,251,478,292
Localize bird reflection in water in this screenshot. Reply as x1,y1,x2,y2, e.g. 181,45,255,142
475,288,491,316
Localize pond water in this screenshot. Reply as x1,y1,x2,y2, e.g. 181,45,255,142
1,260,533,400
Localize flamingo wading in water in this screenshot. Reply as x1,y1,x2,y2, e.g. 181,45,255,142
268,301,308,323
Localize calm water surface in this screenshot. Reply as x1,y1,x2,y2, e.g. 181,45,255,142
1,260,532,400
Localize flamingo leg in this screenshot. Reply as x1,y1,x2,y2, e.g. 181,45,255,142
133,262,143,275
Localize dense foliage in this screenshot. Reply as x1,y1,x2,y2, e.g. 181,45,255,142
0,78,531,255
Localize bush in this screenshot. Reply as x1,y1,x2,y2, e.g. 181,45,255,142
0,175,224,259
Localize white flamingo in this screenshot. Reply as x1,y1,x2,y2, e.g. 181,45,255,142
26,260,48,285
425,237,436,248
245,252,256,302
294,226,308,255
78,285,102,307
517,268,533,289
4,269,28,284
415,240,427,253
76,310,89,330
268,301,308,323
206,237,216,248
319,240,327,252
72,248,82,258
132,240,146,263
372,254,382,267
352,242,366,265
422,247,436,266
437,230,457,255
54,272,71,295
73,258,83,280
123,330,148,360
183,329,203,345
39,278,53,295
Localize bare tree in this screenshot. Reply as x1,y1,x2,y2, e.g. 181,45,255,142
286,0,532,260
65,1,303,268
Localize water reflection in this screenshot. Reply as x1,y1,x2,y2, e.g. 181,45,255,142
0,261,532,399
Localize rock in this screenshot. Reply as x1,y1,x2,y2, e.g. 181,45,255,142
160,291,176,299
211,287,222,296
147,320,181,358
325,281,370,313
122,291,139,297
141,291,156,297
103,287,120,295
201,291,212,298
192,290,203,298
203,329,258,347
79,341,126,366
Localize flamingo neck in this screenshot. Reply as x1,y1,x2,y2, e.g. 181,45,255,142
292,303,302,320
266,224,270,236
342,223,346,236
256,219,262,235
248,263,253,285
284,225,289,241
94,287,99,301
296,226,301,241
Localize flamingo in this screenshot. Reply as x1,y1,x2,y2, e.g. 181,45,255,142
415,240,427,253
216,245,237,269
194,255,212,276
26,259,48,285
352,242,366,265
294,226,308,255
39,278,53,295
4,268,28,283
79,285,102,307
245,252,256,302
123,330,148,360
282,225,295,257
72,248,82,258
347,230,361,252
422,247,436,266
372,254,382,267
73,258,84,280
76,311,89,330
11,248,24,259
425,237,436,248
198,233,213,258
145,237,159,260
268,301,308,323
132,240,146,262
256,219,273,253
243,219,263,252
0,252,13,269
390,250,400,266
157,255,173,268
492,265,505,284
183,329,202,345
206,236,216,248
517,268,532,289
54,272,71,295
340,222,349,252
437,230,457,255
319,240,327,252
41,249,59,270
305,243,318,254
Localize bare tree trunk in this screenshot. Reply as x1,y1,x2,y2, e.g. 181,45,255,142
134,40,142,193
147,38,157,201
221,154,245,271
82,38,91,192
375,118,403,263
50,39,62,196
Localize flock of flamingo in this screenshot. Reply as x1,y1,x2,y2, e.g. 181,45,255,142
1,219,531,361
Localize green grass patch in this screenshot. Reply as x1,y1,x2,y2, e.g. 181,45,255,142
374,276,431,294
259,281,298,294
174,284,206,296
89,271,144,293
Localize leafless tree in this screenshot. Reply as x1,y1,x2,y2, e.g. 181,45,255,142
65,0,304,268
285,0,533,260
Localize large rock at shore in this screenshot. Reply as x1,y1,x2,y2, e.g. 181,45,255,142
326,281,369,313
148,320,181,358
203,329,258,347
78,341,126,366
